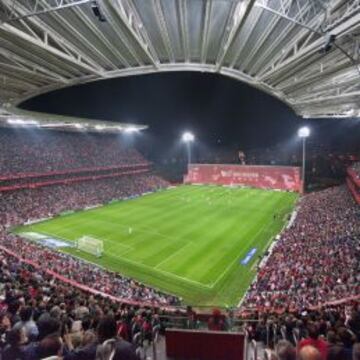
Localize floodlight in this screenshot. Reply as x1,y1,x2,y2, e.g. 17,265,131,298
298,126,311,194
95,124,105,130
182,131,195,143
74,123,85,129
298,126,310,138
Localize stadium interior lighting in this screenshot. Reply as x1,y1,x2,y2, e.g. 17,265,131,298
74,123,85,129
182,131,195,143
297,126,311,194
298,126,310,138
124,126,139,133
7,118,38,126
95,125,105,130
182,131,195,165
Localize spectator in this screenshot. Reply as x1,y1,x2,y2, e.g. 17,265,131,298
14,306,39,342
38,335,63,360
95,316,139,360
207,308,225,331
275,340,296,360
298,323,328,360
2,327,27,360
298,346,322,360
353,343,360,360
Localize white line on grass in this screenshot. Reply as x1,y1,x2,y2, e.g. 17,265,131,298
209,219,271,289
25,230,211,290
108,252,212,290
154,242,194,270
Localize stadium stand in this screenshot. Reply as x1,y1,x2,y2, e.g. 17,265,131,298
0,175,169,227
0,130,147,175
0,129,359,359
347,163,360,204
242,185,360,312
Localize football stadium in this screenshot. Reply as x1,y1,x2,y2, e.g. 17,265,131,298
0,1,359,360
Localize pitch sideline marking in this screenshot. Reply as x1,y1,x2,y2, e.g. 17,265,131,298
108,251,212,290
154,241,195,270
209,195,293,289
208,198,284,289
25,230,211,290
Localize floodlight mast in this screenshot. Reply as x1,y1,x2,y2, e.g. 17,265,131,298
182,132,195,165
298,126,310,194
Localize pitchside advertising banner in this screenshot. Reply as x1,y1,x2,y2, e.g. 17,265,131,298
184,164,301,192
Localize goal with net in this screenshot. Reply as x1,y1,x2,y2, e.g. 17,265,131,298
77,236,104,257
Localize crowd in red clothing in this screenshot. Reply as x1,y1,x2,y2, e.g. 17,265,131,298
0,246,173,360
352,162,360,178
0,130,146,175
243,185,360,312
245,301,360,360
0,231,178,307
0,174,168,228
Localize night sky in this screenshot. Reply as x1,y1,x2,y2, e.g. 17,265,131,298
21,72,360,159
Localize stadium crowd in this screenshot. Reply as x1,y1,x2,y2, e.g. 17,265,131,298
352,162,360,178
243,185,360,312
0,131,146,175
0,245,172,360
0,174,168,227
0,231,178,307
245,301,360,360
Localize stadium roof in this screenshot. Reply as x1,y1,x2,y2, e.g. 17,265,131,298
0,106,147,132
0,0,360,121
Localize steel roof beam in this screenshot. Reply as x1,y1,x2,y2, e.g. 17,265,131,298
1,0,111,73
215,0,256,71
200,0,212,64
100,0,158,67
153,0,175,63
177,0,190,63
1,23,105,76
0,0,92,23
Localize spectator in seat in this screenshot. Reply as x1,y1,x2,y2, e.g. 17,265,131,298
96,315,139,360
2,327,27,360
327,345,348,360
14,306,39,341
38,335,63,360
275,340,296,360
0,314,12,350
338,327,355,360
24,316,61,360
298,322,328,360
298,346,322,360
353,343,360,360
207,308,225,331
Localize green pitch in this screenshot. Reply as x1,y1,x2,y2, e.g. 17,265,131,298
15,185,297,307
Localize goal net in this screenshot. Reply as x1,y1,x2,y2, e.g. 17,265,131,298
77,236,104,257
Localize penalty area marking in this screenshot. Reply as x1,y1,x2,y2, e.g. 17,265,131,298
22,230,210,290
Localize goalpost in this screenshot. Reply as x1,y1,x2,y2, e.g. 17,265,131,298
77,236,104,257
